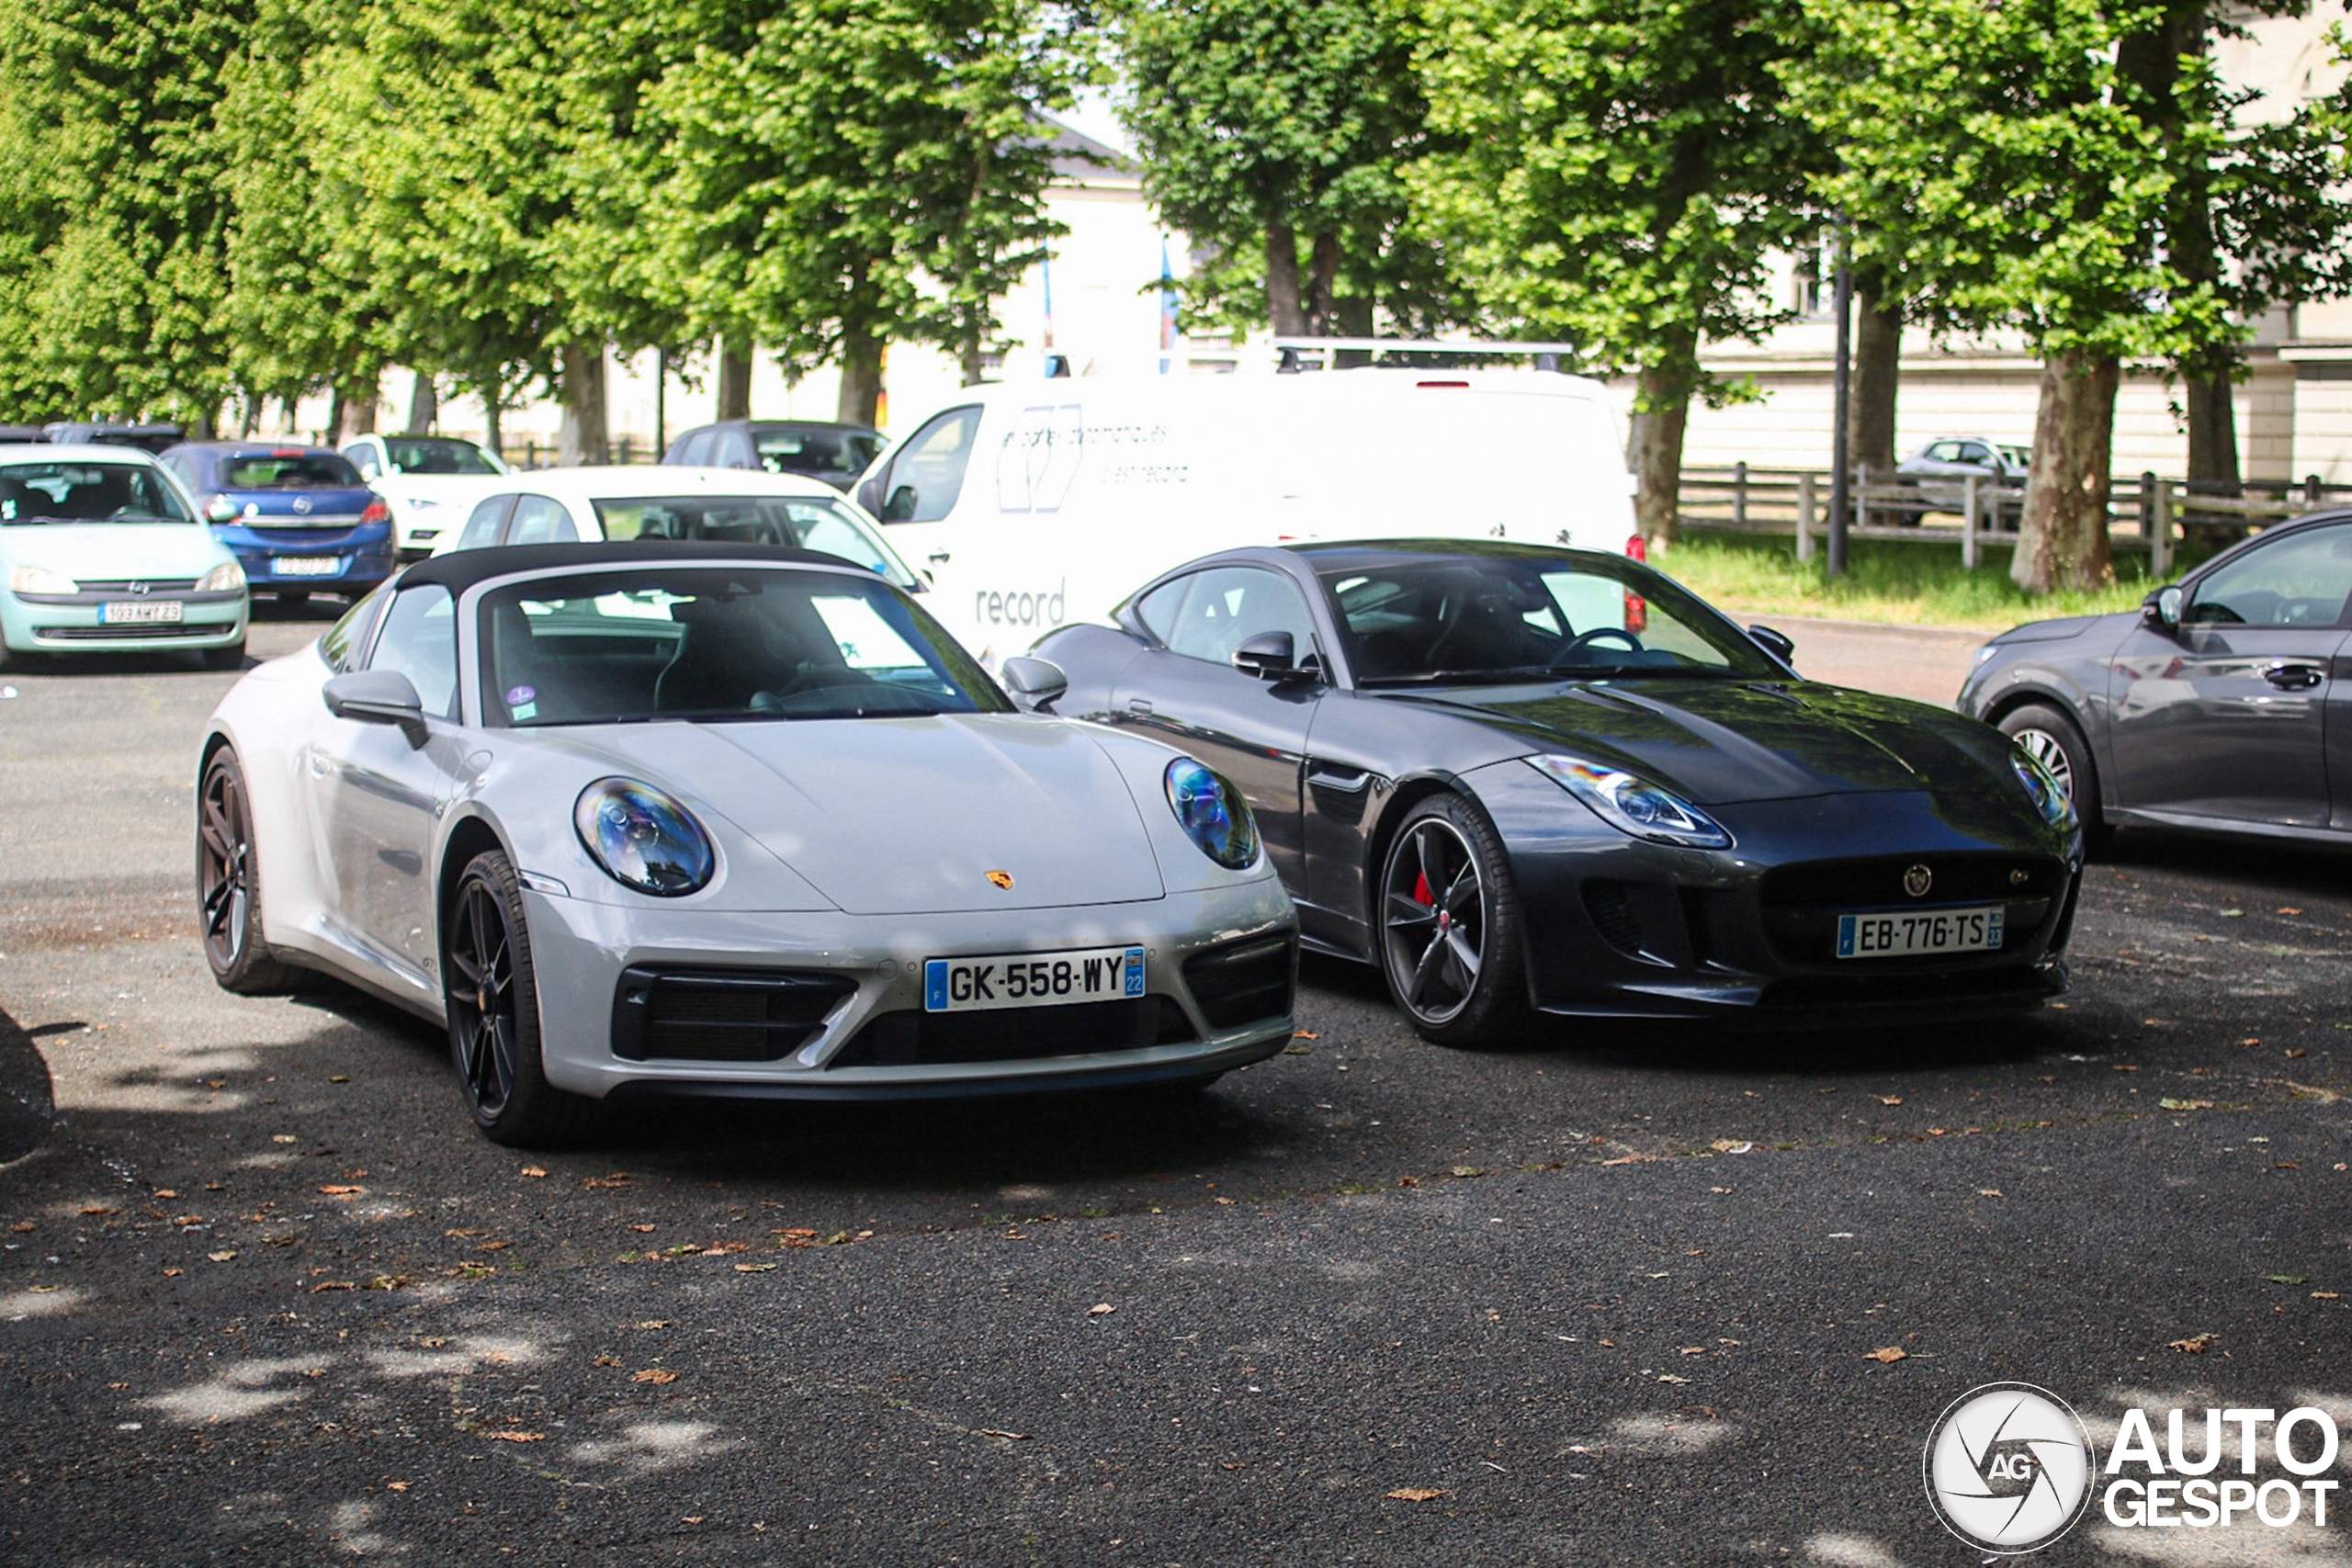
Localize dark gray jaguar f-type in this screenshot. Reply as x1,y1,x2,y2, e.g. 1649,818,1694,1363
1022,541,2083,1045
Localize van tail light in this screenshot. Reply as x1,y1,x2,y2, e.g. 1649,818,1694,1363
1623,533,1648,632
361,499,391,526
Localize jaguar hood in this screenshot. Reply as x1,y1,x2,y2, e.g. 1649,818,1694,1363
1403,679,2019,807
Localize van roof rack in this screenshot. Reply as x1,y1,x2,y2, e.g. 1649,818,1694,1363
1268,337,1578,374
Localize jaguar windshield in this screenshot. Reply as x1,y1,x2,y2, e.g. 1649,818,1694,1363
0,461,198,525
480,567,1006,727
1320,553,1780,683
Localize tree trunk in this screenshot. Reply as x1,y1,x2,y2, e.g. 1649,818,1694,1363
483,394,503,462
1304,231,1340,337
2185,369,2239,490
325,387,347,447
1629,337,1698,547
837,328,883,426
2013,349,2119,593
341,375,379,438
1851,283,1903,523
406,371,437,434
1264,220,1306,338
1334,293,1374,369
960,342,988,387
558,341,608,466
718,342,752,421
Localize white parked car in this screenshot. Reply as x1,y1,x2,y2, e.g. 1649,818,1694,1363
196,541,1299,1144
339,434,512,559
430,466,922,592
852,367,1639,664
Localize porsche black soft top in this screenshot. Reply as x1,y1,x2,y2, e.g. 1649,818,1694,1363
394,540,856,595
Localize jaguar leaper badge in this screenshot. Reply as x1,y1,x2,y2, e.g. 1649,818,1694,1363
1904,863,1933,898
986,870,1014,890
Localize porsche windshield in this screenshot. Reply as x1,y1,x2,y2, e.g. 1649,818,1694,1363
479,567,1006,727
588,494,915,589
0,461,197,525
1321,554,1780,683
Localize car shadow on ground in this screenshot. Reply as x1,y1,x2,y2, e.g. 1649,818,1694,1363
2095,824,2352,893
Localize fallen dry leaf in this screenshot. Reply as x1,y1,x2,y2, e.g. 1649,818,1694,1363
2278,908,2302,916
384,1481,411,1492
153,1190,178,1199
1451,1166,1485,1179
1862,1347,1908,1363
1657,1374,1691,1384
634,1320,672,1330
476,1241,511,1252
2168,1333,2218,1354
582,1174,633,1190
271,1134,298,1145
2313,1292,2341,1302
79,1205,118,1216
1291,1030,1319,1040
1385,1487,1449,1503
318,1185,365,1198
208,1250,236,1262
1679,1347,1706,1355
161,1268,182,1277
734,1262,777,1273
978,1428,1029,1440
1875,1096,1902,1107
2159,1099,2214,1111
1087,1303,1117,1316
1976,1189,2004,1198
520,1167,548,1179
481,1431,543,1443
629,1224,655,1233
593,1355,620,1367
418,1337,447,1348
311,1280,355,1292
631,1369,679,1384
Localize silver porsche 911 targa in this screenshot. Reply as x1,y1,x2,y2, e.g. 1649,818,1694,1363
196,542,1298,1144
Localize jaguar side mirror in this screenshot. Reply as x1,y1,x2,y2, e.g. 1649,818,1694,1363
322,669,427,745
999,656,1069,713
1747,625,1797,665
2143,584,2182,631
1231,631,1302,682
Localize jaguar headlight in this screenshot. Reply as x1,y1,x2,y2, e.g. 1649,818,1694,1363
2009,747,2077,832
573,778,715,896
198,560,246,593
1164,757,1260,870
8,564,76,595
1527,754,1734,849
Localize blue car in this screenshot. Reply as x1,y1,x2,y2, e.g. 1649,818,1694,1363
158,443,396,602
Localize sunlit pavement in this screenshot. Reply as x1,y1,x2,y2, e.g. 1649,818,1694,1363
2,613,2346,1565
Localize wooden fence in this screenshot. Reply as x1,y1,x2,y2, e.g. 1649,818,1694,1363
1679,465,2352,577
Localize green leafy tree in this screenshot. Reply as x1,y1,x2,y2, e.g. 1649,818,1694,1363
1411,0,1824,545
1793,0,2352,592
650,0,1085,425
1114,0,1460,344
0,0,255,426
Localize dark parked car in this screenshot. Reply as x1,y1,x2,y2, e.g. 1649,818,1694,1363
1960,508,2352,846
42,422,183,455
1026,540,2083,1044
662,420,886,491
158,443,396,602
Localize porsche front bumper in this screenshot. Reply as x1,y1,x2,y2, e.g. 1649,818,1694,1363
519,877,1299,1100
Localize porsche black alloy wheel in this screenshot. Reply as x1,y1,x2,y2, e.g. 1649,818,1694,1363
445,850,602,1146
1377,794,1529,1047
197,748,298,994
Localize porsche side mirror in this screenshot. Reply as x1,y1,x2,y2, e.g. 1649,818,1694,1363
999,656,1069,713
1747,625,1796,665
1231,631,1300,681
322,669,427,745
2143,584,2182,632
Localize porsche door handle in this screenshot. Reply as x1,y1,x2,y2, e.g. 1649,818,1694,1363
2264,664,2324,691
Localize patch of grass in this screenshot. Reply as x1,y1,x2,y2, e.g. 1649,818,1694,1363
1655,527,2210,633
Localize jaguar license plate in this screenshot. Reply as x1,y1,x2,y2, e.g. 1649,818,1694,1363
99,600,183,624
924,945,1145,1013
275,557,341,577
1836,906,2004,959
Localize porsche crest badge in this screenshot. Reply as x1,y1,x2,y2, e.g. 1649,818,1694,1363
986,870,1014,890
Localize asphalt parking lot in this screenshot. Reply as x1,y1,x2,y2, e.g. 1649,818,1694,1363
2,610,2346,1566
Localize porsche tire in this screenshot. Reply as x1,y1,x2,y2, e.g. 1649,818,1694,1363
445,850,603,1147
1375,794,1530,1048
197,747,301,994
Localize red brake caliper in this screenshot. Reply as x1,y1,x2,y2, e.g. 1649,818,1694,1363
1412,870,1433,907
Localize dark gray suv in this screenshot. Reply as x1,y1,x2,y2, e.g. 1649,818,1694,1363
1959,510,2352,844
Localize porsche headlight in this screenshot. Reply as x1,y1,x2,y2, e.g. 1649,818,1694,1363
8,564,76,596
573,778,715,896
1165,757,1260,869
198,560,246,593
1527,754,1734,849
2009,747,2077,832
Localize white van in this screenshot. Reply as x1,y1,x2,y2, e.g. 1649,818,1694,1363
851,363,1636,663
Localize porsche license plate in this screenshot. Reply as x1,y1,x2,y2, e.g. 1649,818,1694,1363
1836,907,2004,959
924,945,1145,1013
99,600,182,624
274,557,341,577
